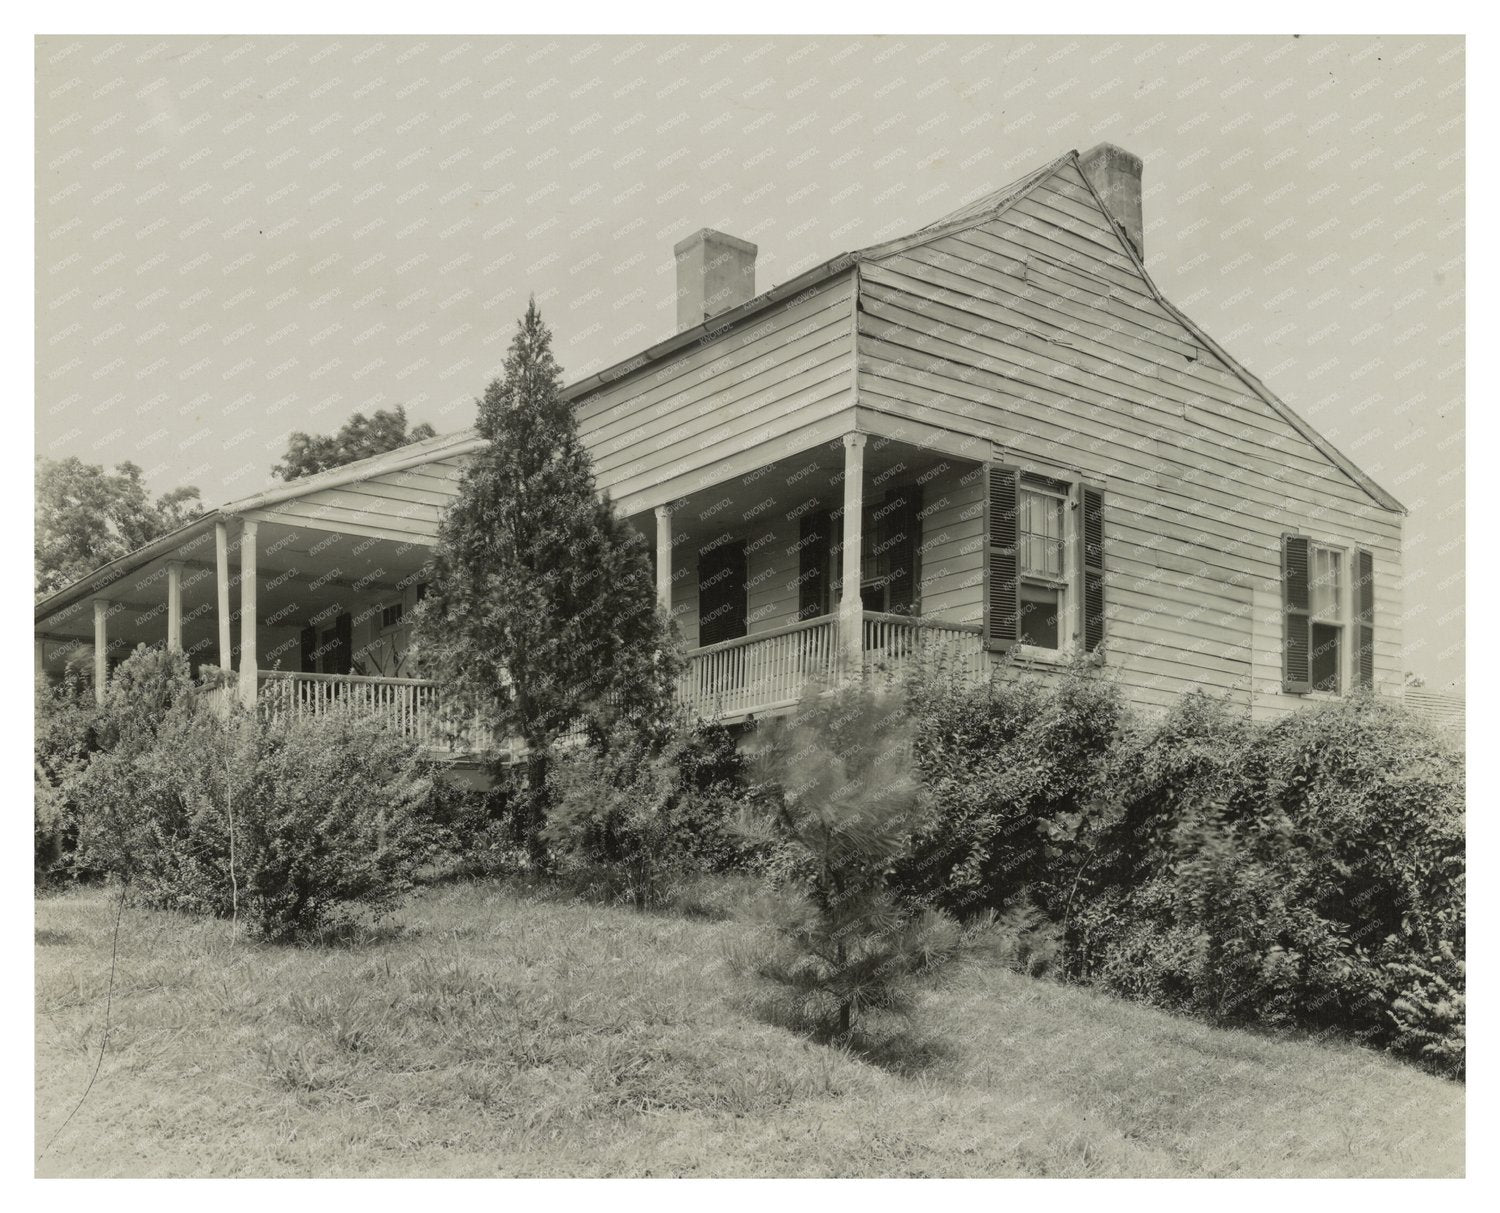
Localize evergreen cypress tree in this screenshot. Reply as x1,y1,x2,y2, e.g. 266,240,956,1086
416,301,677,859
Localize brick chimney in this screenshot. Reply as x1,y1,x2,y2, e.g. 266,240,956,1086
674,228,757,331
1078,143,1144,261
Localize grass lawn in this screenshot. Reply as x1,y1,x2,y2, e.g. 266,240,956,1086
35,879,1463,1178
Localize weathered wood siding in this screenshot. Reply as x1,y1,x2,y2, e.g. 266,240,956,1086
856,160,1405,716
573,273,858,510
913,459,986,626
248,455,469,544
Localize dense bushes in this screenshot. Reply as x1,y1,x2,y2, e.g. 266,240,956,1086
898,667,1124,918
898,667,1465,1078
34,662,101,881
52,646,437,941
544,716,775,908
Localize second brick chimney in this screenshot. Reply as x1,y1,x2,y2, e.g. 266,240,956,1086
674,228,758,331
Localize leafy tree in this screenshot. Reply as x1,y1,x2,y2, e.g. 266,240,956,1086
35,458,202,596
748,686,966,1039
415,301,677,862
271,404,437,481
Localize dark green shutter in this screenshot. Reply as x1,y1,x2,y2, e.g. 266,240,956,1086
1080,484,1106,652
299,624,317,673
884,485,923,616
1355,548,1375,690
1282,534,1312,694
984,464,1021,651
798,510,832,621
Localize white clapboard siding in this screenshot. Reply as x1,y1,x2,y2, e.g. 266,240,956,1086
573,273,857,508
857,158,1404,715
250,455,470,543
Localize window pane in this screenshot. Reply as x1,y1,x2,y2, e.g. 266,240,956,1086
1019,488,1065,578
1311,622,1341,692
1019,583,1060,649
1311,547,1341,620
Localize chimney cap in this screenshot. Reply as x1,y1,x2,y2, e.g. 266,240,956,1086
1078,141,1143,173
674,227,758,259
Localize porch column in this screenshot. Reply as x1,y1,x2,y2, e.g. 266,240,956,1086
215,521,232,672
239,519,258,709
92,600,109,705
166,560,183,652
35,637,44,681
840,432,867,673
654,504,673,614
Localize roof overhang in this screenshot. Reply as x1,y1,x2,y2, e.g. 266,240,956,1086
35,511,223,626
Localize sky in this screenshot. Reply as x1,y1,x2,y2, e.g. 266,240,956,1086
34,34,1465,690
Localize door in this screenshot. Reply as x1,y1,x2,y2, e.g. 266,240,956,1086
697,540,747,648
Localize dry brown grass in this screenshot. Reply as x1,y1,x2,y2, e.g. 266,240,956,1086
35,879,1464,1177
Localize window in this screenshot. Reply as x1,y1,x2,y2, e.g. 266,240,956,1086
1309,545,1342,693
381,602,404,630
1017,479,1069,651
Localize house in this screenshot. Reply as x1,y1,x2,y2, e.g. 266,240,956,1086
34,143,1405,752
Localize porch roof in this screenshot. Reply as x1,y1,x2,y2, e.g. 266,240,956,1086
34,516,430,667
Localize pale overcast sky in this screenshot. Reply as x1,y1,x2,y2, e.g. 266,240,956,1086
35,34,1464,689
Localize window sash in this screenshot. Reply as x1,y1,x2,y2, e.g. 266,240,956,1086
1310,546,1342,622
1019,487,1066,579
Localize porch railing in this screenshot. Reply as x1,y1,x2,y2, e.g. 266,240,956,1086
258,671,476,752
859,611,989,686
676,614,840,722
257,611,988,751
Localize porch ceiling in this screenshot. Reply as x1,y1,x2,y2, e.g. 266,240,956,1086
35,520,434,669
626,432,979,555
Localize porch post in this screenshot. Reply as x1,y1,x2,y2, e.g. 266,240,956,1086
215,521,232,672
92,599,109,705
166,560,183,652
840,432,867,674
35,637,44,681
654,504,673,614
239,519,258,709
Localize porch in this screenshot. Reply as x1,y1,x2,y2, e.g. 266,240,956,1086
36,421,996,758
252,608,987,754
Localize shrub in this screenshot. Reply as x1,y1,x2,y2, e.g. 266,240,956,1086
419,774,524,879
34,661,102,882
897,664,1127,919
66,646,436,941
897,675,1464,1076
745,686,965,1039
1065,692,1464,1071
544,715,772,907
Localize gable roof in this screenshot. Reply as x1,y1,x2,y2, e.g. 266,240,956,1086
1058,152,1405,515
37,146,1405,622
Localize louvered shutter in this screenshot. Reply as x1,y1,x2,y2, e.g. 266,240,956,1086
984,464,1021,651
798,510,832,621
1282,534,1312,694
1355,548,1375,691
299,624,317,674
1080,485,1106,652
884,485,923,616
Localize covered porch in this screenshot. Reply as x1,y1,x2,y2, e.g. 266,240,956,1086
637,428,992,723
36,425,995,751
33,512,481,748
